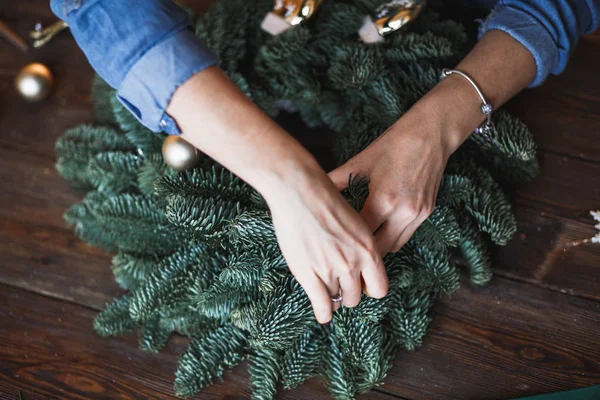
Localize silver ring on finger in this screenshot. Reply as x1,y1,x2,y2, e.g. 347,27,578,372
331,291,343,303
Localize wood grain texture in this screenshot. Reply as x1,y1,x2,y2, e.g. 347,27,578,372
2,275,598,400
380,276,600,400
492,152,600,301
507,34,600,164
495,204,600,301
514,152,600,220
1,0,599,399
0,217,117,308
0,283,397,400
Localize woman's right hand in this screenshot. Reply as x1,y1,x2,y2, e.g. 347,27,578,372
167,67,388,323
263,163,389,324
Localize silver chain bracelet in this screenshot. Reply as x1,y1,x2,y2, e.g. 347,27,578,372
439,68,494,137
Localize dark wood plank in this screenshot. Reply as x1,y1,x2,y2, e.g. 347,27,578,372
490,151,600,300
0,37,94,158
3,273,599,400
507,34,600,164
0,283,397,400
0,217,117,309
514,152,600,220
495,204,600,301
0,146,85,229
379,275,600,400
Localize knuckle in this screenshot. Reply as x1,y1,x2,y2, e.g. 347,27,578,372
357,232,377,253
335,244,362,276
344,296,361,308
379,192,399,214
421,203,434,218
370,282,389,299
402,201,420,219
363,243,381,265
366,276,389,299
319,263,335,283
337,261,359,276
315,312,332,324
312,303,332,324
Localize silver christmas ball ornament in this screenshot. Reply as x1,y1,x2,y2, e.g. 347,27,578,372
162,135,202,171
15,63,54,101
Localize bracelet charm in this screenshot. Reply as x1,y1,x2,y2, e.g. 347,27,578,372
440,68,494,137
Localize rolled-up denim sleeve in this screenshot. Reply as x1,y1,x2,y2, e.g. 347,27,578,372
50,0,218,134
477,0,600,87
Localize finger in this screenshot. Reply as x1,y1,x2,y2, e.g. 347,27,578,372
374,212,414,256
295,272,334,324
358,194,389,233
361,275,369,296
325,277,343,313
391,210,430,253
360,252,389,299
332,298,342,312
338,272,362,308
327,164,353,191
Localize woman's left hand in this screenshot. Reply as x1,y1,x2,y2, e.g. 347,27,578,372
328,101,460,257
328,28,539,257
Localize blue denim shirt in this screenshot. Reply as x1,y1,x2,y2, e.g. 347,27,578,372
51,0,600,135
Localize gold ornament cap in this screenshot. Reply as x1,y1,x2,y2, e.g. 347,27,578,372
261,0,324,35
15,63,54,102
359,0,425,43
162,135,202,171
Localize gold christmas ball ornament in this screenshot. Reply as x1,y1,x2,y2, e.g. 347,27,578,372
15,63,54,101
262,0,324,35
162,135,202,171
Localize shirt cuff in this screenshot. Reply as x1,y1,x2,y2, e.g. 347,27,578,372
477,3,559,88
117,28,218,135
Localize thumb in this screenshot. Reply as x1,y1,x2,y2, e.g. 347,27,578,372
327,164,353,191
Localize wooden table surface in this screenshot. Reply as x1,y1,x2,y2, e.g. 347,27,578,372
1,1,599,399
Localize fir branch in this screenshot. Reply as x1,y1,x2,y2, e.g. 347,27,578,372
281,327,324,389
413,205,460,249
156,166,253,204
90,75,118,125
387,287,434,351
249,348,283,400
457,211,493,286
93,296,136,337
227,211,277,248
56,125,134,189
111,252,159,290
138,313,172,353
137,153,175,199
174,323,247,397
324,325,356,400
87,151,143,194
246,283,315,351
166,195,245,239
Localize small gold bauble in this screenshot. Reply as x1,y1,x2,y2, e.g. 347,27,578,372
374,0,424,36
15,62,54,102
272,0,324,26
162,135,202,171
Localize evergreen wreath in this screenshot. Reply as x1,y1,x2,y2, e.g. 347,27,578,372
55,0,539,398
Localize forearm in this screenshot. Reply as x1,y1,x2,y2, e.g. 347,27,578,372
167,66,322,199
408,29,536,154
